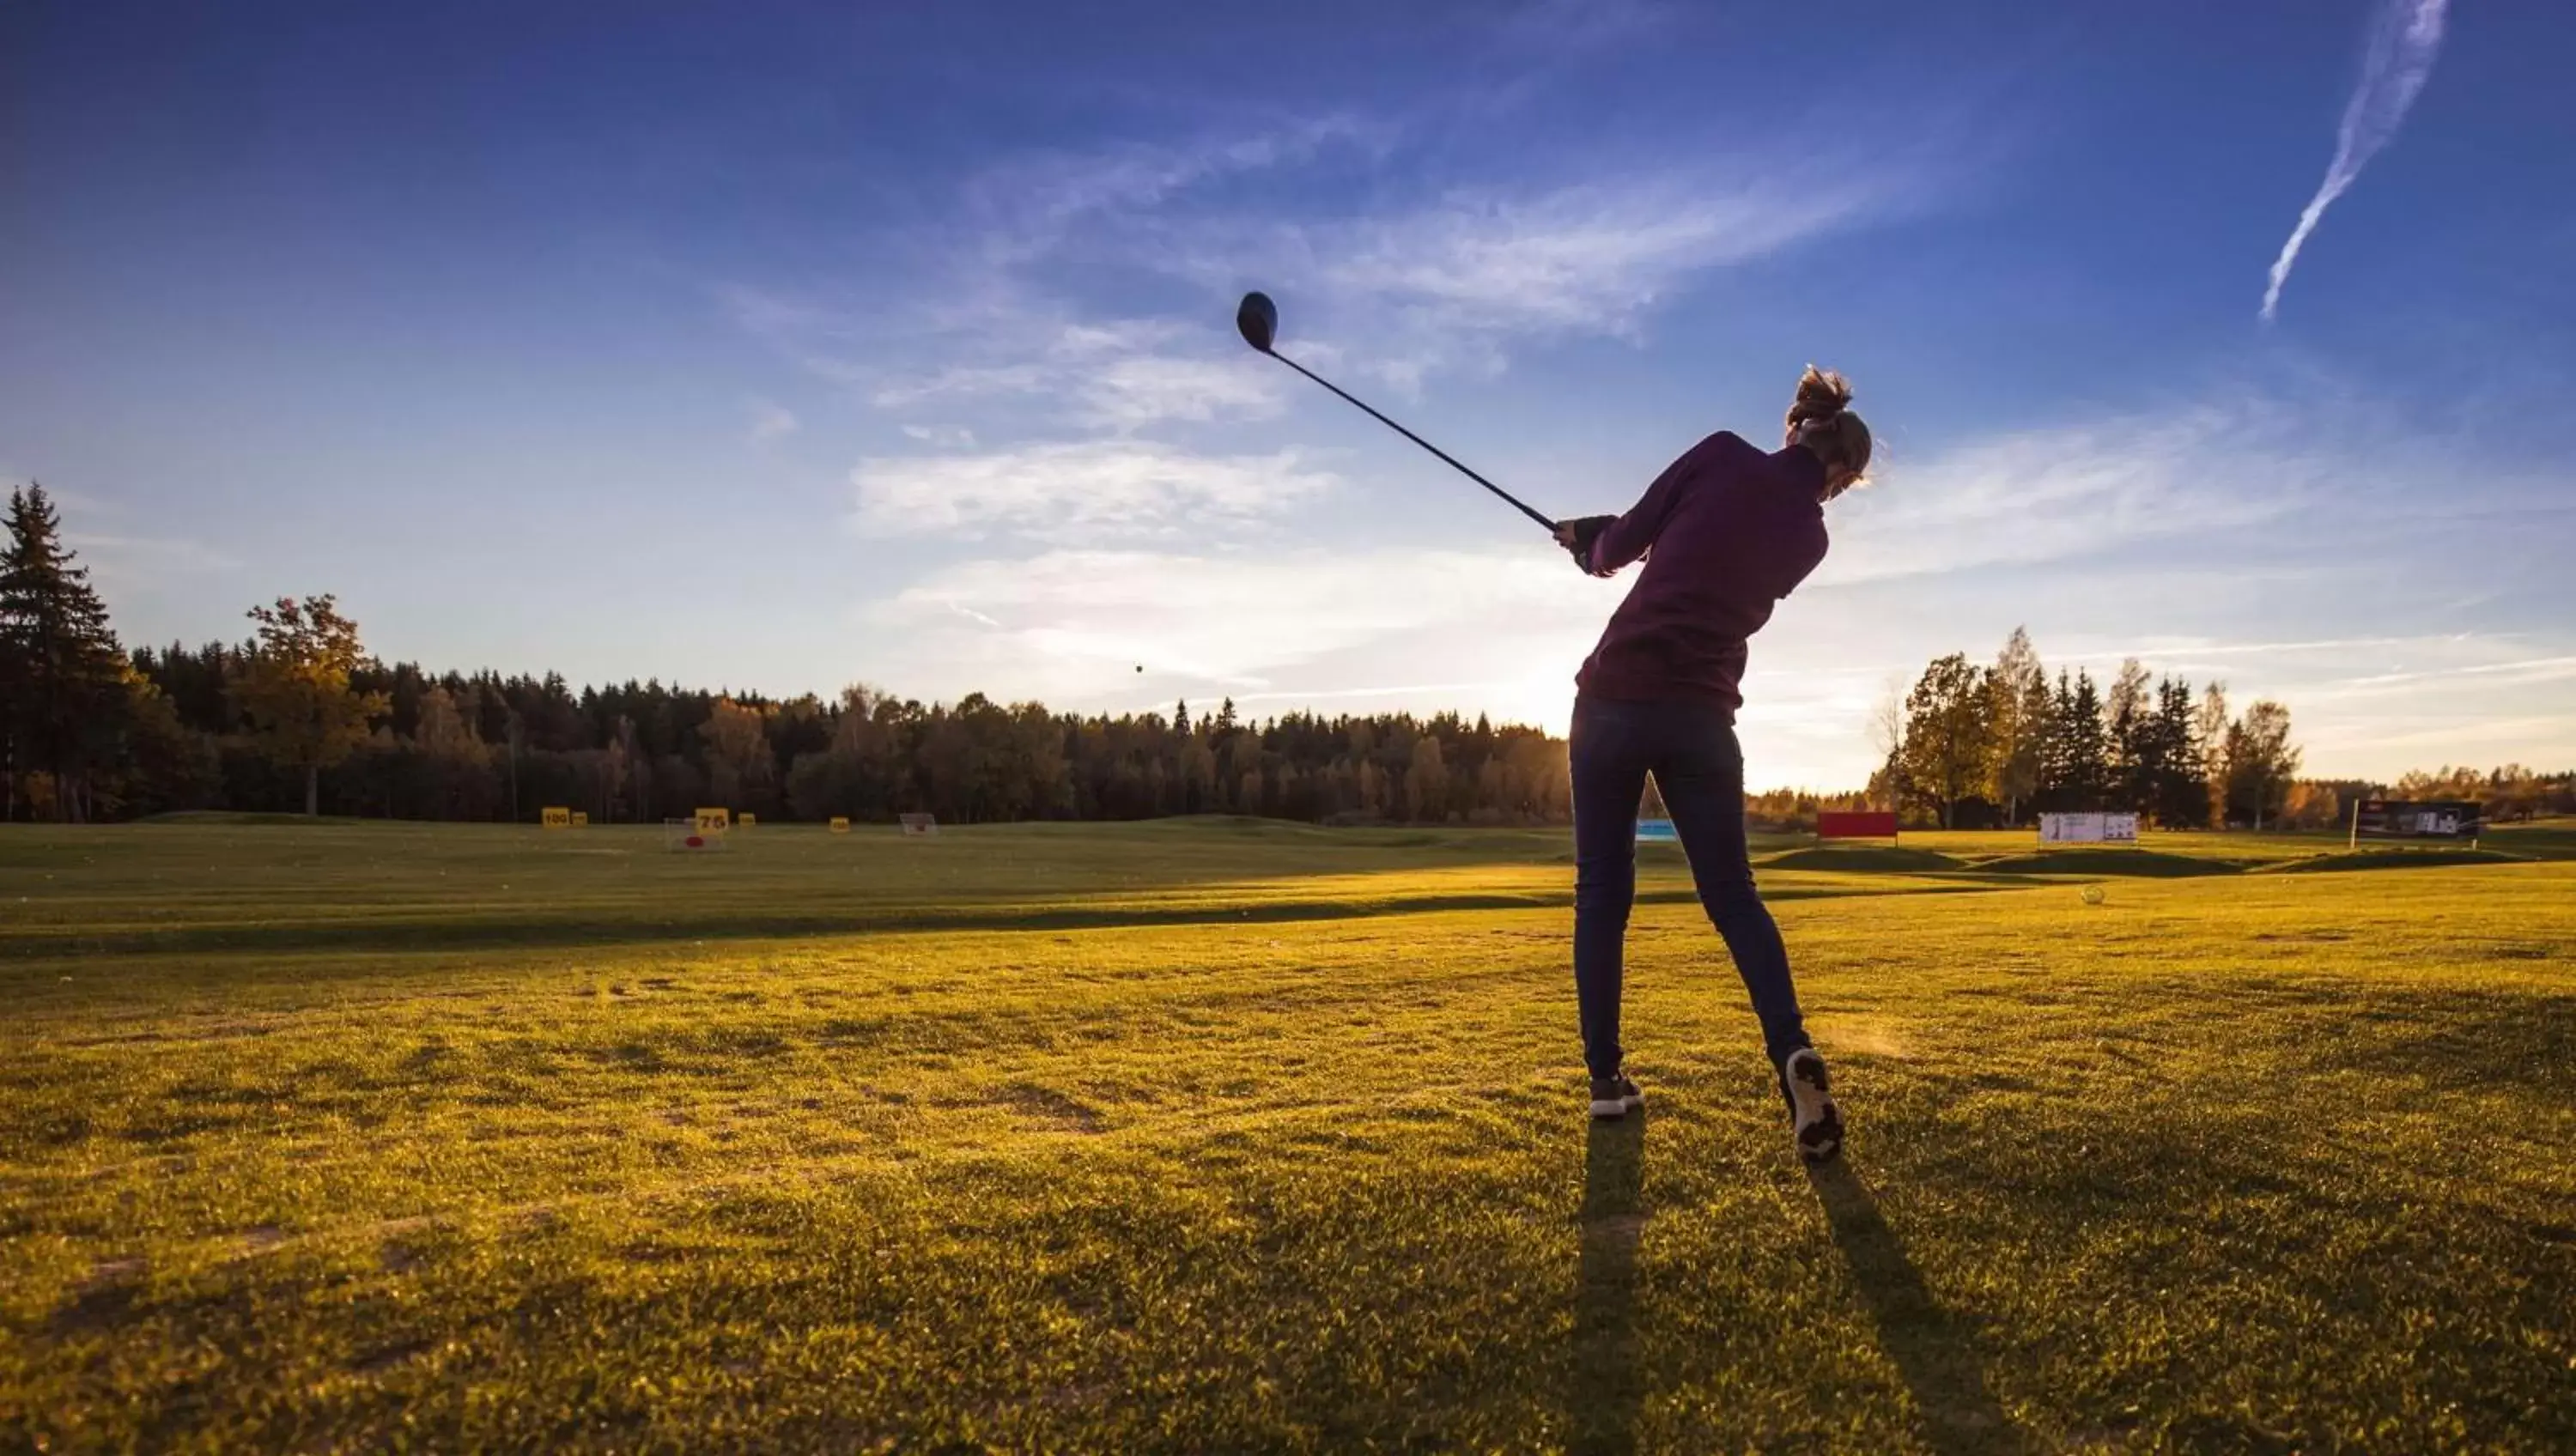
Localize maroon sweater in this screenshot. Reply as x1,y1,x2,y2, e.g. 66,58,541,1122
1574,431,1829,716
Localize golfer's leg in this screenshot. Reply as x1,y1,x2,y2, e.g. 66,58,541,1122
1570,702,1648,1082
1657,714,1811,1066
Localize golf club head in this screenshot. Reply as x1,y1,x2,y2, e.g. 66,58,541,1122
1236,291,1278,354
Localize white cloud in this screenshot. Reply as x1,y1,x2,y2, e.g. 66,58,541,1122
1133,157,1924,391
902,423,979,449
2263,0,2451,320
1320,174,1890,338
1818,406,2322,585
738,105,1930,422
849,440,1337,541
67,533,239,573
861,545,1601,709
870,320,1287,431
1073,355,1286,428
747,398,799,445
961,115,1384,260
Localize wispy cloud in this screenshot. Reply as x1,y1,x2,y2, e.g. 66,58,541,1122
2305,654,2576,699
738,95,1935,422
960,115,1384,265
746,398,799,445
67,533,241,577
1819,405,2316,585
864,545,1599,707
848,440,1337,541
869,318,1288,430
2261,0,2451,322
1137,153,1929,391
1495,0,1674,54
902,423,979,449
1321,173,1890,337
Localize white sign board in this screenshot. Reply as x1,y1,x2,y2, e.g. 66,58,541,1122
2039,812,2139,844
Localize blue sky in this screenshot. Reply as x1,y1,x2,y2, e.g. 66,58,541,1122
4,0,2571,787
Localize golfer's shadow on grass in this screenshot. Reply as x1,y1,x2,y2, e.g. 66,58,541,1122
1572,1113,1648,1456
1807,1160,2026,1456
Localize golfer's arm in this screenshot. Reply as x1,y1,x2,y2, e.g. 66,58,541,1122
1592,434,1714,573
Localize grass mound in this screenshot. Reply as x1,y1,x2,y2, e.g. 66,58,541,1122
2488,822,2576,861
1760,846,1965,873
137,810,370,827
2263,847,2522,873
1971,847,2243,877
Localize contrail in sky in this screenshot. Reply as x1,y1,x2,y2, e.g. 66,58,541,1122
2261,0,2451,322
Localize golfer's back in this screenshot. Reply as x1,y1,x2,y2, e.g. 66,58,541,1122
1574,431,1829,718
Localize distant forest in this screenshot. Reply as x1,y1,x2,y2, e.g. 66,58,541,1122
7,482,2571,828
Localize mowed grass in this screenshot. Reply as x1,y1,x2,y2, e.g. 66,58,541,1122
3,820,2572,1453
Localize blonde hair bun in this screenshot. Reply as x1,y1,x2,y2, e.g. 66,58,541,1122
1783,365,1871,491
1784,365,1853,434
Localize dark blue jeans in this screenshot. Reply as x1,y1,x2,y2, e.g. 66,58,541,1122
1570,696,1810,1081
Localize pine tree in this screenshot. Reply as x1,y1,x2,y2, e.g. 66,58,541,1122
1,485,132,821
2038,670,2076,811
2063,670,2111,810
2151,677,2207,827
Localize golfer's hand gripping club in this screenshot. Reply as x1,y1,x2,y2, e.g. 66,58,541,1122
1554,515,1616,576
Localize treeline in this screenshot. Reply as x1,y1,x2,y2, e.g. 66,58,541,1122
8,483,2569,828
2,485,1572,826
1877,628,2276,828
2379,765,2575,824
125,646,1576,828
1872,628,2573,830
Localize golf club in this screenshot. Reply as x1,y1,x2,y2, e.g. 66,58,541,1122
1235,292,1557,532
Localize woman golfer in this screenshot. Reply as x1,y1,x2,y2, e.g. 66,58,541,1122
1553,367,1870,1162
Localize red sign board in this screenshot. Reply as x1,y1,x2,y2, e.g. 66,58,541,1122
1817,811,1899,840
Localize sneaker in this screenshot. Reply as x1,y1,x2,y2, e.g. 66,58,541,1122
1589,1072,1644,1121
1782,1048,1843,1162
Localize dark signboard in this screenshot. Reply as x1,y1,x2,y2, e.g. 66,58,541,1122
2353,800,2482,842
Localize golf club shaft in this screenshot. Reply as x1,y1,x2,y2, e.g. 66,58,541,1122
1270,352,1556,531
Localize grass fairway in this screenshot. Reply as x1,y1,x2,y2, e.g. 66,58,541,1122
3,820,2573,1453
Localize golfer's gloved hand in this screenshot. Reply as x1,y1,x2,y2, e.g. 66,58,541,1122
1554,516,1616,576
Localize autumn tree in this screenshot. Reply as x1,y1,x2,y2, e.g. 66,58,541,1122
1985,628,2046,826
1899,653,1991,828
699,697,776,815
227,595,387,816
1406,734,1448,822
2224,701,2303,829
2196,682,2232,827
2105,658,2154,814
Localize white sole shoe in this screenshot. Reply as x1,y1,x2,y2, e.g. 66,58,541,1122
1589,1076,1644,1120
1783,1049,1843,1162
